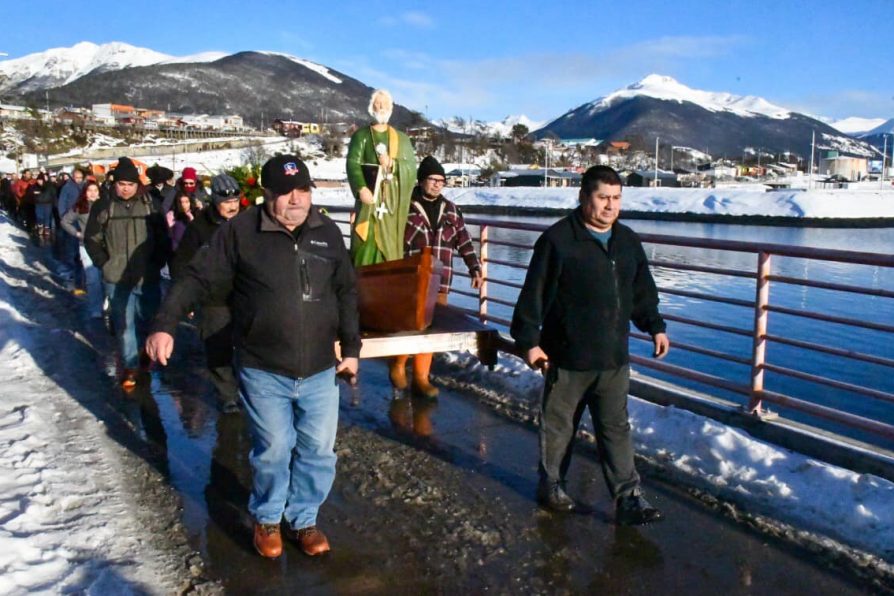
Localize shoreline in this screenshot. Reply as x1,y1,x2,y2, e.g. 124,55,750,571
316,202,894,229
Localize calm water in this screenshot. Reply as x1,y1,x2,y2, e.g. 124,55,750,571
451,216,894,451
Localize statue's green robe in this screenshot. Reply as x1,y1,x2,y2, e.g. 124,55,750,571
346,125,416,265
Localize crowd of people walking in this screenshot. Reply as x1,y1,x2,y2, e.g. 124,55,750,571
1,88,671,562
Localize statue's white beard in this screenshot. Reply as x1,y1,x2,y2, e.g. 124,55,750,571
372,109,392,125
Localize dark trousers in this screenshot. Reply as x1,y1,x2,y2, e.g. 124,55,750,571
200,306,238,404
539,365,640,500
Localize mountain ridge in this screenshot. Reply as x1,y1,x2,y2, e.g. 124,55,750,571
535,75,876,158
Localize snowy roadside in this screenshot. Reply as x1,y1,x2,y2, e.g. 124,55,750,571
432,350,894,570
0,217,201,595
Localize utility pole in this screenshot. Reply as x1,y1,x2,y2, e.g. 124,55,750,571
882,134,889,189
654,136,659,186
808,130,816,190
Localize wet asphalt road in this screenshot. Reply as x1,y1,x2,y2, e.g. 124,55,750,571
142,334,883,595
7,230,889,595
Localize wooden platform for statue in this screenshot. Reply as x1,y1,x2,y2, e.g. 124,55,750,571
356,249,442,333
336,304,499,366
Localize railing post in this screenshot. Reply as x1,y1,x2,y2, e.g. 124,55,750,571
478,224,489,323
747,250,772,417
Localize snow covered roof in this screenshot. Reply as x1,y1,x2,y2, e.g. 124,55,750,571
493,168,580,179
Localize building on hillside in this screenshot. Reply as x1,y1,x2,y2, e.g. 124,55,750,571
818,154,868,181
136,108,165,119
0,103,32,120
55,108,88,125
738,165,767,178
115,116,145,127
92,103,136,124
407,126,434,141
444,166,482,187
697,163,737,179
599,140,631,156
205,115,244,130
626,169,680,187
272,119,320,137
490,168,581,188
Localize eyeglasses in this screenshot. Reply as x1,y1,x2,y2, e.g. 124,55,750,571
426,177,447,185
216,189,240,197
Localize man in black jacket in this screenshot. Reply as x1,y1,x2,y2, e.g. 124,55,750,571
171,173,243,413
84,157,171,389
146,156,360,559
510,165,670,525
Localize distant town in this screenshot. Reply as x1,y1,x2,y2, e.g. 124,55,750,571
0,100,889,190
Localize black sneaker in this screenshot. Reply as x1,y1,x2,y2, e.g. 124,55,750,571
537,481,575,513
615,494,663,526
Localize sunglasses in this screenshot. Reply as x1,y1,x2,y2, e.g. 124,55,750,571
216,188,240,198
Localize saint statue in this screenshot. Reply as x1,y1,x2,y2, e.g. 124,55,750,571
346,89,417,265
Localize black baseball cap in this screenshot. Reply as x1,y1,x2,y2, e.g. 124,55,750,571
261,155,315,195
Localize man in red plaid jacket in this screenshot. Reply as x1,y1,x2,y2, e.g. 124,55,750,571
392,156,483,397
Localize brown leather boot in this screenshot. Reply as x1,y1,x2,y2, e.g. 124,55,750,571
412,353,438,398
120,369,138,391
253,523,283,558
389,355,409,390
290,526,331,556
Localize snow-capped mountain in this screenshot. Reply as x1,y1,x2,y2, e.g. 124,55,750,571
582,74,792,120
857,118,894,154
19,51,420,129
2,42,420,128
535,74,875,158
436,115,544,138
0,42,173,93
863,118,894,137
829,116,888,136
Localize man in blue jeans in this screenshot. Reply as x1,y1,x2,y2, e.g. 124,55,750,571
146,155,360,559
84,157,170,389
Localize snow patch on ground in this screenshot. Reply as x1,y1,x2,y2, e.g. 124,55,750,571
0,218,174,595
435,350,894,561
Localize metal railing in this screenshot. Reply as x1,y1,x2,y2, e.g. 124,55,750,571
326,207,894,442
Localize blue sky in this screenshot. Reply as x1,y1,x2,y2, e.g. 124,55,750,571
3,0,892,122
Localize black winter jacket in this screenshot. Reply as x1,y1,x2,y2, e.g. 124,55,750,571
152,204,361,380
170,206,232,307
510,208,666,371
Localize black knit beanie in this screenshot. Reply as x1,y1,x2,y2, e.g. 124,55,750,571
417,155,446,182
114,157,141,184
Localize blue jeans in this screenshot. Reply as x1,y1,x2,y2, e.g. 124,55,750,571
80,245,103,318
36,203,53,228
104,282,161,369
58,232,80,284
238,366,339,529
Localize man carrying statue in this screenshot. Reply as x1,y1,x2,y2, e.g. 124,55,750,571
346,89,417,265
